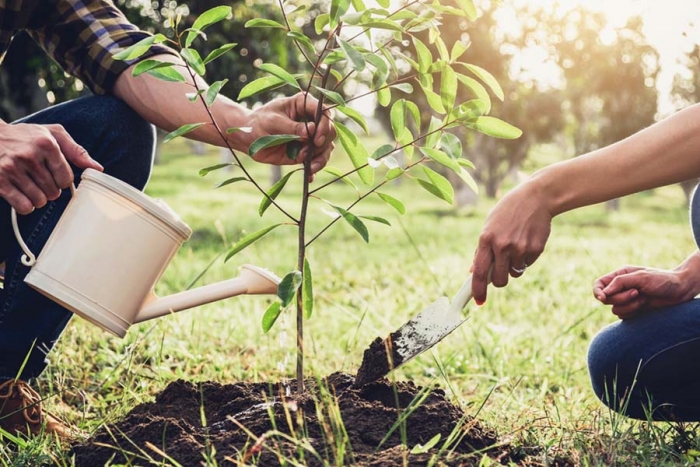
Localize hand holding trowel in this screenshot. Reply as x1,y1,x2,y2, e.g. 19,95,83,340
354,273,479,387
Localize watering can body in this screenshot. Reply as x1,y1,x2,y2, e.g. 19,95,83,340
12,168,280,338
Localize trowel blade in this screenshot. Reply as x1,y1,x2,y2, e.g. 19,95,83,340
353,296,468,387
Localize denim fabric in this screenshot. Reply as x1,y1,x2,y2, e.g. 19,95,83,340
588,185,700,421
0,95,154,380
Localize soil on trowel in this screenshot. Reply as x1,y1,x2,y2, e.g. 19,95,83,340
71,373,563,466
354,334,405,387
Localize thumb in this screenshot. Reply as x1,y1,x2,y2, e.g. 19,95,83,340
293,121,314,142
50,127,104,171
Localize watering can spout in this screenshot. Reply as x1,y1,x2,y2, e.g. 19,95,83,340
134,265,281,324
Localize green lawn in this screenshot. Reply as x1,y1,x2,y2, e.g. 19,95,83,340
9,140,700,466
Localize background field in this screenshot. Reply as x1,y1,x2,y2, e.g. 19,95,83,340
18,141,700,466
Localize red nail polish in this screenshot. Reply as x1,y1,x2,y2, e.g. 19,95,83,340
475,299,484,306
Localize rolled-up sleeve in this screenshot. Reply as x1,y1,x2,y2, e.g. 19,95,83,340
28,0,177,94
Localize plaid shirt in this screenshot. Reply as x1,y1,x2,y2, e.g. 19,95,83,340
0,0,173,94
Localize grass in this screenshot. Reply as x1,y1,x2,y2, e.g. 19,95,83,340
4,138,700,465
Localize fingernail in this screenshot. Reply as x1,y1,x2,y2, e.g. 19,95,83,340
317,135,326,146
475,299,484,306
310,162,321,173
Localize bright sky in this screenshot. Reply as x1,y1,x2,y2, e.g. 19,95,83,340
495,0,700,115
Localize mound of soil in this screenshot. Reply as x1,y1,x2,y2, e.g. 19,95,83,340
71,373,552,466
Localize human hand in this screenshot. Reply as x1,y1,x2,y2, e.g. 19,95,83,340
0,122,103,214
235,93,335,176
471,181,553,304
593,265,697,319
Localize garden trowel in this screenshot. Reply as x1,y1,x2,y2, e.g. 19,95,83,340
354,274,475,387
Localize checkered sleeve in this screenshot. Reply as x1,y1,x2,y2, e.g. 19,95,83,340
27,0,178,94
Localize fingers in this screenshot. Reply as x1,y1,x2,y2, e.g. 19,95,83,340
48,125,103,173
471,243,493,305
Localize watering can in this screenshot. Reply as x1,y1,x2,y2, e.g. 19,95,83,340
10,168,281,338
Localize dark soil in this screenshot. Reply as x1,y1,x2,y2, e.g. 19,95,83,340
71,373,568,466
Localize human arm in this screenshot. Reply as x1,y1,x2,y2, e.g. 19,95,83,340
592,251,700,319
112,54,335,173
472,103,700,303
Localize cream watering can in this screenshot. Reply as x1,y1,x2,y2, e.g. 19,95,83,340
11,168,280,338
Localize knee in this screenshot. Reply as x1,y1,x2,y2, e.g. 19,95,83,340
587,324,637,410
94,97,155,191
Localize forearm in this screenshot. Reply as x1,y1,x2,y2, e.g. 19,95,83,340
532,103,700,216
112,54,252,151
674,250,700,296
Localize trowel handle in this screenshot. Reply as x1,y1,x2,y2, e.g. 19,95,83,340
446,275,473,318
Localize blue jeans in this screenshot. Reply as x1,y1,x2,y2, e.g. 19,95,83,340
588,186,700,421
0,96,154,380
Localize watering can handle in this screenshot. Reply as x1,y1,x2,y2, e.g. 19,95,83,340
11,183,76,267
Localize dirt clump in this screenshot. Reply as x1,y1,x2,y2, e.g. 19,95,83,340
71,372,563,466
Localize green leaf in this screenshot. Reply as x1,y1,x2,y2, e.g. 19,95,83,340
227,126,253,134
114,35,164,61
456,74,491,113
390,99,406,141
315,13,330,34
288,31,315,54
245,18,286,29
359,20,404,32
451,41,469,62
425,116,443,148
302,258,313,319
259,170,297,216
262,302,282,333
391,83,414,94
286,140,302,160
146,66,185,82
203,43,237,65
186,6,232,47
455,0,477,20
199,163,233,176
461,63,504,100
132,59,175,77
377,86,391,107
456,167,479,194
331,0,351,28
225,224,282,261
405,100,421,133
323,166,358,189
337,37,366,72
332,205,369,242
258,63,301,90
376,0,389,6
417,166,454,204
372,143,395,160
377,192,406,214
360,215,391,226
163,123,205,143
441,65,457,111
337,105,369,135
440,132,462,159
335,122,374,185
216,177,248,188
412,37,432,73
277,271,302,307
420,83,446,114
186,89,206,102
205,79,228,106
466,117,522,139
315,87,346,106
238,76,285,100
451,99,488,122
457,158,475,169
379,45,399,78
366,54,389,88
180,48,205,76
249,134,301,156
420,147,460,172
411,434,441,454
351,0,367,10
